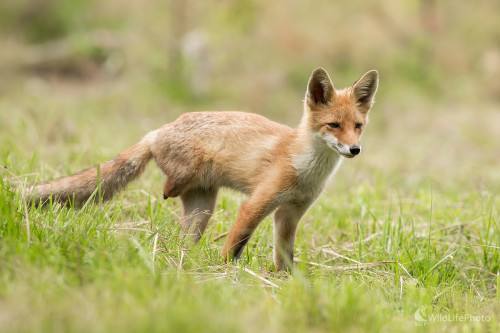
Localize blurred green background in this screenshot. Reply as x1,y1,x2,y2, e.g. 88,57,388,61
1,2,500,332
0,0,499,189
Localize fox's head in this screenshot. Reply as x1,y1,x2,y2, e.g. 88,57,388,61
304,68,378,158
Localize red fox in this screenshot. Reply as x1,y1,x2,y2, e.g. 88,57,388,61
28,68,379,270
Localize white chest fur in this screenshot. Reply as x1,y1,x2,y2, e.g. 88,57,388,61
290,137,343,202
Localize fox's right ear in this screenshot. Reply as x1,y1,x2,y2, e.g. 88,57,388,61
306,68,335,108
352,70,379,112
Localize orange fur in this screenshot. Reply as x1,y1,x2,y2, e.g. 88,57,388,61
27,68,379,271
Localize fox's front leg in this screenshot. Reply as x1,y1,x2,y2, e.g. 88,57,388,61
273,202,310,271
222,189,278,262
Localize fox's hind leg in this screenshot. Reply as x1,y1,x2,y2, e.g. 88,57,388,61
179,187,218,242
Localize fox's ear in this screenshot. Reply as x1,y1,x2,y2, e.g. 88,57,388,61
306,68,335,108
352,70,379,112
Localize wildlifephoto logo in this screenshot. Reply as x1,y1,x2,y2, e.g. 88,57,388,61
414,306,491,326
414,306,428,325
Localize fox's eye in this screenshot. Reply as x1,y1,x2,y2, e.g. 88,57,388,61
355,123,363,129
328,122,340,129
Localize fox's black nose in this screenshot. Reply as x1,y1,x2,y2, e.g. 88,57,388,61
350,146,361,155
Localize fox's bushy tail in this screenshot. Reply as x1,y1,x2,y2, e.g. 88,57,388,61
29,138,153,206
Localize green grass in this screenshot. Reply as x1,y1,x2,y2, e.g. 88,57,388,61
1,160,499,332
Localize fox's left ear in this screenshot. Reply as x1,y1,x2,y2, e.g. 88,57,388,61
306,67,336,108
352,70,379,112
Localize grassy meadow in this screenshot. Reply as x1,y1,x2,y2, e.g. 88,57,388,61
1,0,499,332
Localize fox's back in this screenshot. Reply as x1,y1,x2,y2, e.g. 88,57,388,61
151,112,294,192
